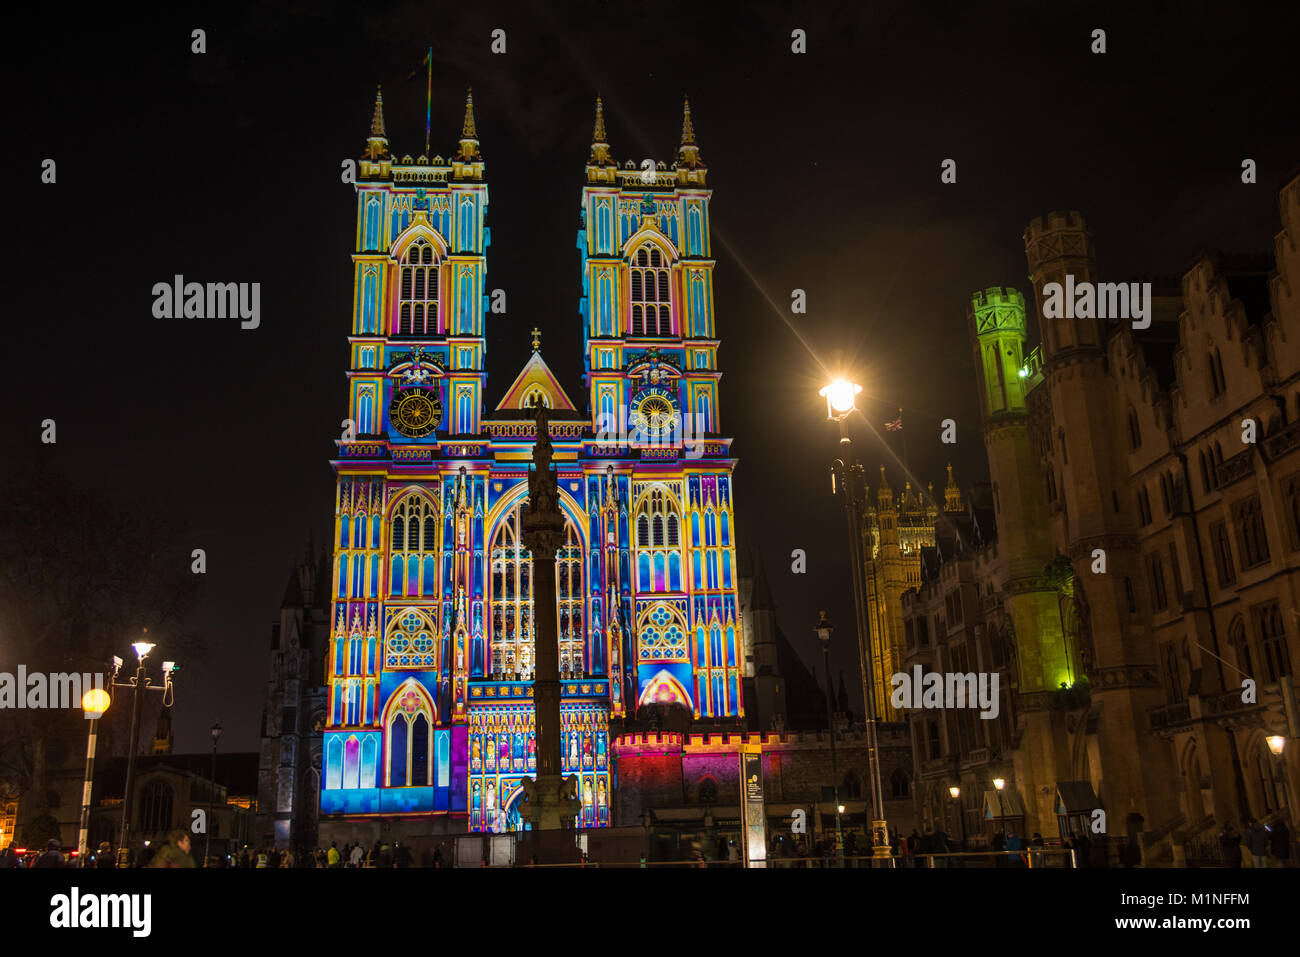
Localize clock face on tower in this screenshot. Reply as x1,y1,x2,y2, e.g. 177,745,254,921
389,387,442,438
630,386,679,438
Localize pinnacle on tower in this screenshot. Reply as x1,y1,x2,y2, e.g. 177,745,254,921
944,463,964,513
588,95,615,167
455,87,481,161
677,96,704,169
877,466,894,506
363,84,389,160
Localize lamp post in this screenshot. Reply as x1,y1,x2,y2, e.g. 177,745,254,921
993,776,1006,839
113,631,178,864
820,378,891,862
1266,735,1287,819
205,720,222,867
77,686,112,866
816,612,844,867
949,785,966,852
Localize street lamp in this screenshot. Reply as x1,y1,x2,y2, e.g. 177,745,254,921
113,630,178,865
205,721,222,867
77,686,112,866
819,379,863,441
822,378,891,862
816,611,844,866
993,777,1005,791
1265,735,1288,815
949,785,966,852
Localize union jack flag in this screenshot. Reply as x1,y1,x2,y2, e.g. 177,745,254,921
884,417,903,432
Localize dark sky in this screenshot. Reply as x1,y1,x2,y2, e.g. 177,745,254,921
5,1,1298,754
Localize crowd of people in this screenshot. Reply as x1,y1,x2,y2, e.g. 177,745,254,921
1216,817,1293,867
4,818,1293,868
0,835,453,869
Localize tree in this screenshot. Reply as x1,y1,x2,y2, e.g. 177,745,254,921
0,460,204,820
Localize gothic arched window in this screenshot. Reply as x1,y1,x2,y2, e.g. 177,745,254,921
489,504,584,677
386,683,435,787
889,769,910,798
139,780,173,835
396,239,439,336
629,245,671,337
1208,347,1226,398
389,493,439,597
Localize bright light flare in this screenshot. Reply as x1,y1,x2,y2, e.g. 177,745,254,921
819,379,862,418
81,688,111,717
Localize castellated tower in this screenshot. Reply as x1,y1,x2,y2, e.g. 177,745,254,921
1021,213,1177,834
967,286,1064,830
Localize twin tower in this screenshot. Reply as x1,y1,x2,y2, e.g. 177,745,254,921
320,88,743,835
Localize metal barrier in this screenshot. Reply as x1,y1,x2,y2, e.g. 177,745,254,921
907,848,1076,868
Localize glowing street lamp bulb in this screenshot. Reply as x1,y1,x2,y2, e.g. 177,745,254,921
993,777,1005,791
132,641,155,659
949,786,961,799
1266,735,1286,756
820,379,861,417
82,688,111,717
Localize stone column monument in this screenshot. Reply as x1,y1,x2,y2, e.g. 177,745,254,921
519,400,582,835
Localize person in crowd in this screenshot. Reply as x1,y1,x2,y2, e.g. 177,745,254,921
1269,818,1292,867
148,829,196,868
1218,821,1242,868
1244,819,1270,869
34,838,65,868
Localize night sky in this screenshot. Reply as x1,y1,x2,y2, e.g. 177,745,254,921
5,2,1298,754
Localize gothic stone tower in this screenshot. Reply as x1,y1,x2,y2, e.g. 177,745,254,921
580,97,744,724
863,470,939,721
1022,212,1176,831
967,287,1070,830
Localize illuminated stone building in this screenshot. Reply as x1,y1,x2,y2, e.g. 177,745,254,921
314,88,745,847
901,172,1300,863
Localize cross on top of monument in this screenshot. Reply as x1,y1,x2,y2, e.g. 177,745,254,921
531,327,541,352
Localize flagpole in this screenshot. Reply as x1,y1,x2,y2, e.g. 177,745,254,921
424,46,432,156
899,406,907,477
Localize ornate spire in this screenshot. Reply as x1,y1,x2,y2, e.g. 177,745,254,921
455,87,481,161
677,96,704,169
944,463,964,513
531,326,541,352
593,95,607,143
588,95,614,168
363,84,390,160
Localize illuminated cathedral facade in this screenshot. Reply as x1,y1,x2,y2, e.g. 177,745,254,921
318,88,742,835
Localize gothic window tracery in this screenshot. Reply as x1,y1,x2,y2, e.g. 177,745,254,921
386,683,434,786
396,239,439,336
637,603,689,662
629,245,672,337
390,493,439,597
